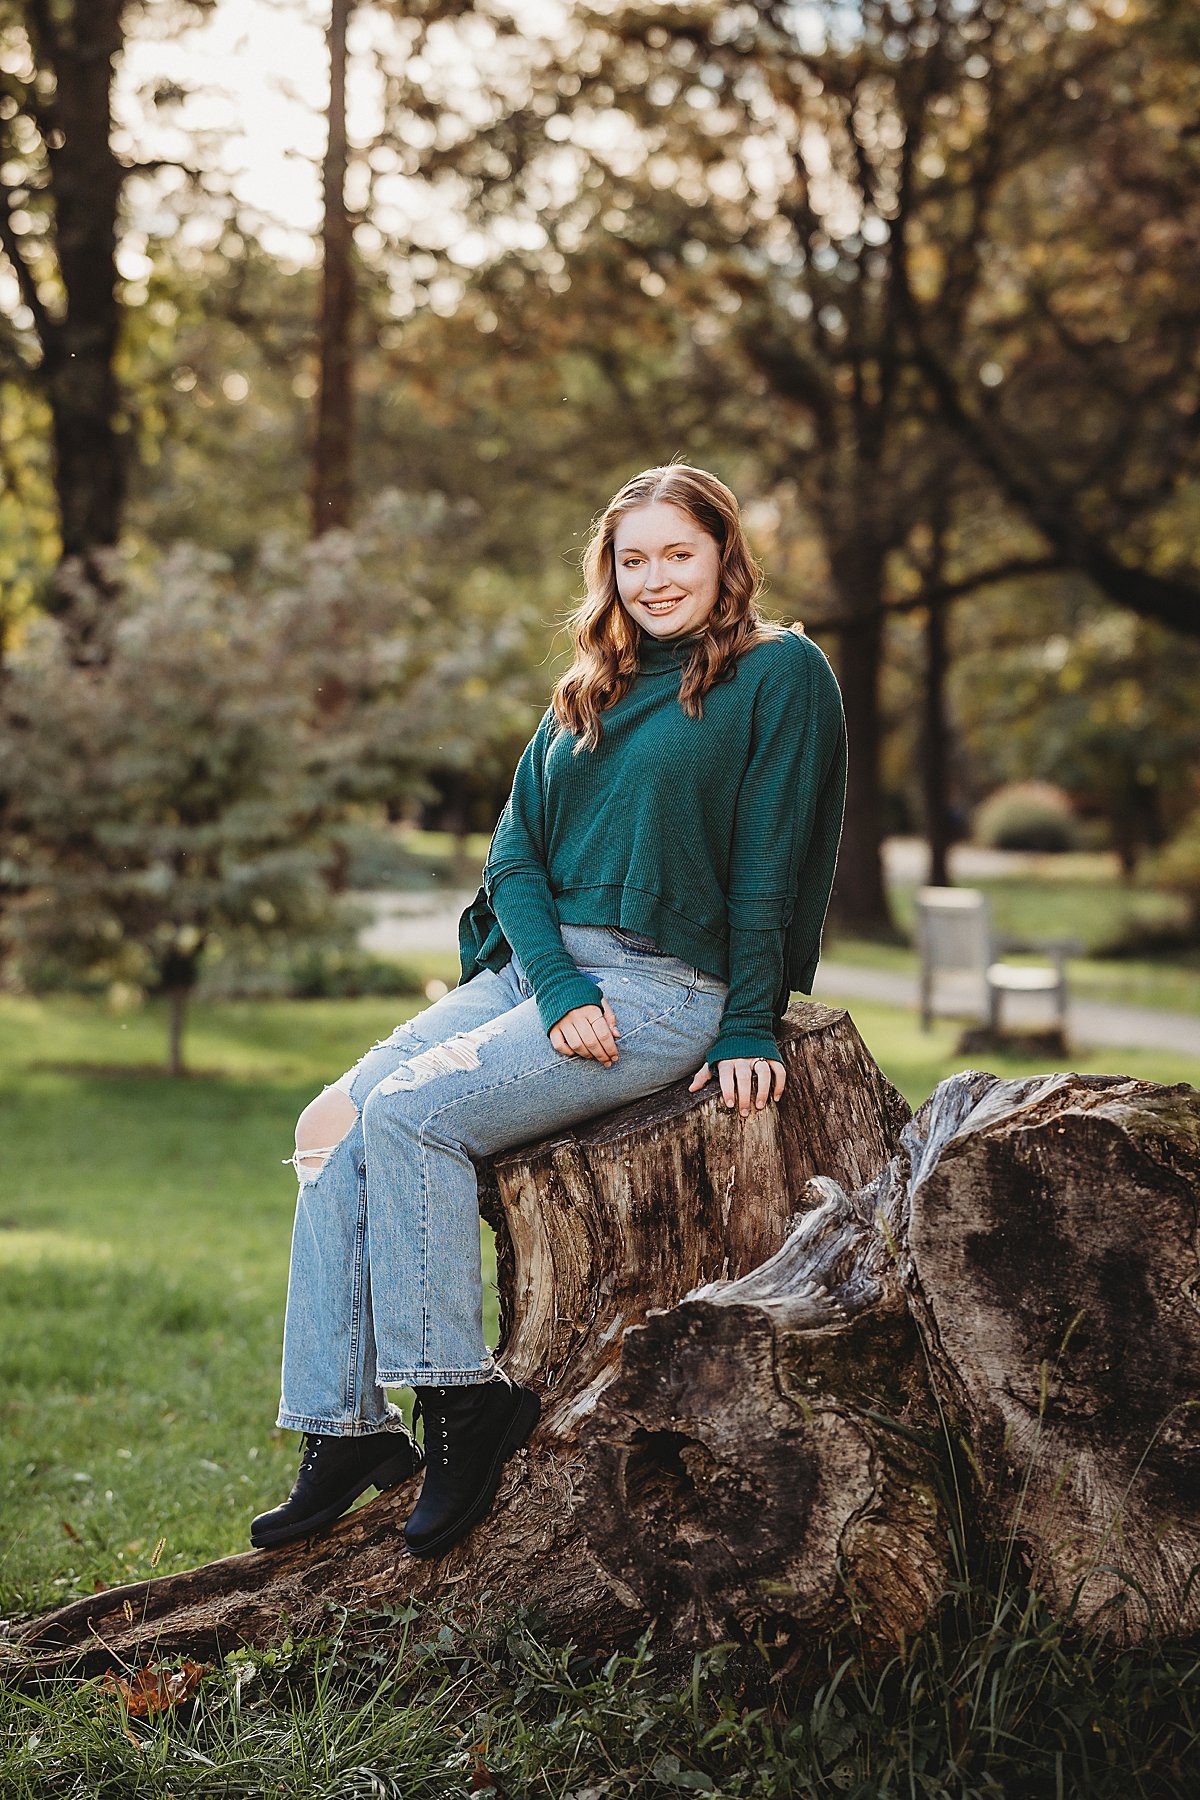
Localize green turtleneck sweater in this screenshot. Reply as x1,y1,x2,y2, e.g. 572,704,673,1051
457,624,847,1074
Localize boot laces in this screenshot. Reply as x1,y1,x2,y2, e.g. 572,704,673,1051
300,1434,322,1474
414,1388,452,1469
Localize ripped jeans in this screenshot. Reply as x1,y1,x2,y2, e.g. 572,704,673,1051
276,922,729,1435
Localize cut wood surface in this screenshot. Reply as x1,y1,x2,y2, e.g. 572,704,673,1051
14,1001,910,1676
899,1070,1200,1642
579,1173,949,1666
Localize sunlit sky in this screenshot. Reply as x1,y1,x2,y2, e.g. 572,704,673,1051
115,0,572,271
117,0,385,262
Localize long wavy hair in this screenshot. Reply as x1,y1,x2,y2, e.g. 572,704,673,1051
550,463,798,753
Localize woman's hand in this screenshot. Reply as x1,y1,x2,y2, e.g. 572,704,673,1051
549,997,622,1066
689,1057,786,1118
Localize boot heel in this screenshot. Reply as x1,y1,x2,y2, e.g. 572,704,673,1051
501,1387,541,1460
372,1447,423,1492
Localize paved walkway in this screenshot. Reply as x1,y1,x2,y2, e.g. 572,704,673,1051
356,889,1200,1060
812,961,1200,1058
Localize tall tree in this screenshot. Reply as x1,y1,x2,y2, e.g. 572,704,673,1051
399,0,1198,928
311,0,356,536
0,0,213,659
901,0,1200,640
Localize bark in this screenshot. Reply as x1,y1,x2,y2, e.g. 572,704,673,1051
898,1070,1200,1643
826,545,894,939
166,989,187,1079
157,948,198,1077
579,1173,950,1668
14,1001,910,1677
310,0,356,536
12,0,128,659
921,597,951,889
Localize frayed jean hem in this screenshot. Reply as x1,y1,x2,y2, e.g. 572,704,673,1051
275,1406,409,1437
377,1358,497,1389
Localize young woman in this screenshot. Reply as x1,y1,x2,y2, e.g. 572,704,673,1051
251,463,847,1562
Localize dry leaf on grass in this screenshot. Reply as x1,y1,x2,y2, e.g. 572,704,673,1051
101,1659,209,1718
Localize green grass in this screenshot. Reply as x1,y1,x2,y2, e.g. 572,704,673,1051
0,992,501,1620
827,930,1200,1017
2,1587,1198,1797
884,858,1190,950
813,993,1200,1100
828,859,1200,1017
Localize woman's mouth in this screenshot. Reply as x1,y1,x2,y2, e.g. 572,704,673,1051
644,598,683,613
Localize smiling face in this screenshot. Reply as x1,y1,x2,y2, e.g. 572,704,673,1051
612,501,723,641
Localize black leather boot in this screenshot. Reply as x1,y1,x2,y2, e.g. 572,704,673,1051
250,1425,424,1549
403,1371,540,1560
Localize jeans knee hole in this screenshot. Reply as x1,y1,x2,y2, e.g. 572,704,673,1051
377,1014,508,1093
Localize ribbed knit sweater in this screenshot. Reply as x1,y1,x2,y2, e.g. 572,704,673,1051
457,624,848,1074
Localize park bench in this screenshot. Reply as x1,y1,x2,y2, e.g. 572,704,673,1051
915,884,1077,1035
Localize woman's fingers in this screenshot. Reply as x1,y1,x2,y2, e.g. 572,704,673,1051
716,1058,787,1117
550,1003,619,1064
574,1019,611,1063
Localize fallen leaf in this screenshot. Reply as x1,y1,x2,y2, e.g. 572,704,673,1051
470,1740,508,1795
101,1659,210,1719
60,1520,78,1540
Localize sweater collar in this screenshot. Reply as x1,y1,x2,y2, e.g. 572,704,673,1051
636,628,707,675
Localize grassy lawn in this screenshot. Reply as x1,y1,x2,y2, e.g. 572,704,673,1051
3,980,1197,1625
875,855,1200,1015
0,991,502,1621
826,930,1200,1018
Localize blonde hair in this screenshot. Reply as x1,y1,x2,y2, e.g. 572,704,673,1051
551,463,797,752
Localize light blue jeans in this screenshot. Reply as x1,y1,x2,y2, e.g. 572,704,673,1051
276,923,729,1435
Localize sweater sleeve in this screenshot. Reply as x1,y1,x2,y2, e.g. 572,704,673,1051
706,638,847,1073
485,709,605,1035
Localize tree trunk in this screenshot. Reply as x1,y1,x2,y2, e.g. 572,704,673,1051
166,988,188,1080
578,1173,950,1670
18,0,128,661
826,541,896,939
158,948,198,1077
310,0,356,537
922,596,951,889
591,1067,1200,1654
14,1002,910,1676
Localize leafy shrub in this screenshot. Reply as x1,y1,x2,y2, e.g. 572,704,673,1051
1142,808,1200,937
284,947,425,1000
972,781,1081,853
193,937,425,1001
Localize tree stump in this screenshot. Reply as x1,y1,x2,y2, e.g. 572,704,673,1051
898,1070,1200,1642
16,1042,1196,1677
578,1169,950,1669
13,1001,910,1677
577,1069,1200,1655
